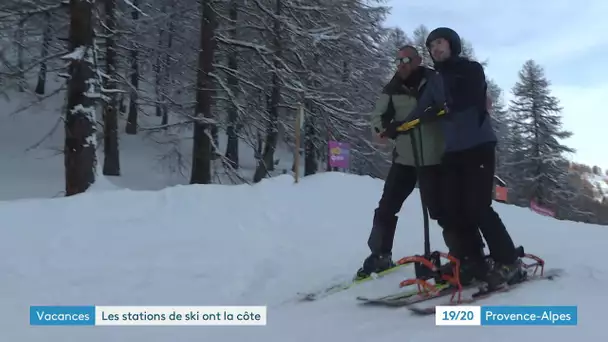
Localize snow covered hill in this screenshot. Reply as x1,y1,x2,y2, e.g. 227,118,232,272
1,172,601,341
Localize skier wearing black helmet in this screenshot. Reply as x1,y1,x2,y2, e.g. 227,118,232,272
403,27,524,290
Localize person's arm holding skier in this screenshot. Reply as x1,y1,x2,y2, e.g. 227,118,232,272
399,61,486,131
384,72,445,133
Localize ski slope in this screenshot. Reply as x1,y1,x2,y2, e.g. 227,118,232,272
1,173,602,341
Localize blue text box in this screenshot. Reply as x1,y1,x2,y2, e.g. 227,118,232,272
30,306,95,326
481,306,577,326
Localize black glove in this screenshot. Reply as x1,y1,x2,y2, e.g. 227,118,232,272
379,120,407,139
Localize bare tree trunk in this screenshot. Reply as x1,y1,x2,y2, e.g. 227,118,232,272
65,0,97,196
102,0,120,176
161,11,174,126
256,129,262,160
304,102,317,176
125,0,139,134
326,60,348,172
119,93,126,113
16,18,25,92
304,53,320,176
253,0,281,183
153,9,165,118
225,0,239,169
35,12,52,95
190,0,216,184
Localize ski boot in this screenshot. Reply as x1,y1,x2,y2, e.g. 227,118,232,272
483,258,527,291
437,256,489,287
355,253,395,280
479,245,529,291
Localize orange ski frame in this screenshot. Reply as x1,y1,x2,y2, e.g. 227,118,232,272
394,251,547,304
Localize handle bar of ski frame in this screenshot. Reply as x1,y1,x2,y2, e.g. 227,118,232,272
395,107,447,133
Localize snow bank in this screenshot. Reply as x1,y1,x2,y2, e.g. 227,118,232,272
0,172,602,341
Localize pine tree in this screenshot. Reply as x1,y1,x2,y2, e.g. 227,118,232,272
411,25,432,66
102,0,120,176
386,27,411,51
459,37,489,67
508,59,575,210
376,27,411,85
64,0,97,195
485,79,509,175
460,38,475,59
190,0,217,184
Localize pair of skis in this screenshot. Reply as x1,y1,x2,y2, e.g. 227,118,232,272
358,267,563,315
297,251,561,317
297,261,413,301
407,267,563,315
296,252,448,302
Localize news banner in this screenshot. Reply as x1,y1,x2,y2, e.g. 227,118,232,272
29,305,577,326
435,305,577,326
29,306,267,326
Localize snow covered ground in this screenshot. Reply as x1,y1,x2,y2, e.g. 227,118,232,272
0,172,603,341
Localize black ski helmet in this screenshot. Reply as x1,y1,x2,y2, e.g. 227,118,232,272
425,27,462,56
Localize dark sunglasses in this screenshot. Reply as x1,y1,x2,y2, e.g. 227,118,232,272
395,56,412,66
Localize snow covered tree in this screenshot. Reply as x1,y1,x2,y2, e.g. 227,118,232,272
252,0,283,182
460,38,475,59
0,0,410,187
459,38,490,68
411,25,432,66
507,59,575,210
383,27,411,54
102,0,120,176
34,10,53,95
223,0,239,169
190,0,217,184
124,0,140,135
0,1,68,96
377,27,411,83
486,78,509,174
64,0,98,195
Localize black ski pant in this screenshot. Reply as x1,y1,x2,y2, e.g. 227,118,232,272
368,163,417,255
418,164,484,255
437,142,517,265
368,163,443,255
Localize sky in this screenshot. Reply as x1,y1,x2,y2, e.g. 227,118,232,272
385,0,608,170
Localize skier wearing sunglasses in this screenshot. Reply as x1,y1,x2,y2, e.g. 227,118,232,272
356,45,457,279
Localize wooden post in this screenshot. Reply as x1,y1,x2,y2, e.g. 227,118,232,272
294,104,303,183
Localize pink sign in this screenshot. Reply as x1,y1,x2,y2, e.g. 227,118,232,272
328,141,350,169
530,199,555,217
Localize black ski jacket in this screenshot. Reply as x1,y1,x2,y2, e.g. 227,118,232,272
405,57,496,153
